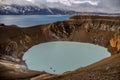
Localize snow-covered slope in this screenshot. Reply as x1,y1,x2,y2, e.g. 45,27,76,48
0,0,119,15
0,0,76,15
0,4,76,15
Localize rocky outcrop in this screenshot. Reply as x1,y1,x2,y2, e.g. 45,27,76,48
0,15,120,80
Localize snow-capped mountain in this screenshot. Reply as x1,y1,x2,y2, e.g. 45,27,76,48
0,0,76,15
0,4,76,15
0,0,119,15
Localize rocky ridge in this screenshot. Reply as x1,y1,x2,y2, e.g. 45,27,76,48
0,15,120,80
0,4,76,15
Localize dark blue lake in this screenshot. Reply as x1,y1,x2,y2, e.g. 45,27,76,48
0,15,69,27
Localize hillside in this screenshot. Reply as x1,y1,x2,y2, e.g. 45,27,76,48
0,15,120,80
0,0,120,15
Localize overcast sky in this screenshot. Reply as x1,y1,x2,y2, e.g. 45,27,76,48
0,0,120,13
1,0,120,8
35,0,120,10
27,0,120,7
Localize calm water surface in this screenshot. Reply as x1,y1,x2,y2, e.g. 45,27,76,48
0,15,110,74
0,15,69,27
23,41,110,74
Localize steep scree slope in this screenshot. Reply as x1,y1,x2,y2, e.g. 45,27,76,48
0,15,120,80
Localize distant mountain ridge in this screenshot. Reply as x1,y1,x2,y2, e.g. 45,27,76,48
0,0,120,15
0,4,76,15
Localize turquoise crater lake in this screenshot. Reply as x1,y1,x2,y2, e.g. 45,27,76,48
23,41,110,74
0,15,110,74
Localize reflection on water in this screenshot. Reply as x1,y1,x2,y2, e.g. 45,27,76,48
23,41,110,74
0,15,69,27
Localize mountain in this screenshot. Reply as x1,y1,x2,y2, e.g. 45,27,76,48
0,4,76,15
0,0,120,15
0,0,75,15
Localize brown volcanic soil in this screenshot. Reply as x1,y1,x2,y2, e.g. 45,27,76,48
0,15,120,80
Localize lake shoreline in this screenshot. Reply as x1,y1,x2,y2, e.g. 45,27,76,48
0,15,120,80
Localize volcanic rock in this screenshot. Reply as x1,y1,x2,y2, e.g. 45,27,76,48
0,15,120,80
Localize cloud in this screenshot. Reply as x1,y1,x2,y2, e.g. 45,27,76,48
0,0,119,13
98,0,120,11
26,0,32,2
47,0,58,2
70,0,99,6
46,0,99,6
